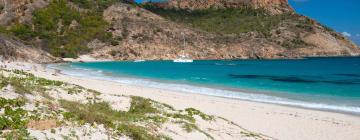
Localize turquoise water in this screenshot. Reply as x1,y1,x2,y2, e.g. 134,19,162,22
54,57,360,114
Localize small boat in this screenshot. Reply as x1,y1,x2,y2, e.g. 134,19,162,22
173,51,193,63
173,32,193,63
134,60,145,62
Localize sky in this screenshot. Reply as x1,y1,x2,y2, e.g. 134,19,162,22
135,0,360,45
289,0,360,45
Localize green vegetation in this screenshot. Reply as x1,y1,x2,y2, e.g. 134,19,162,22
69,0,133,11
60,96,161,125
281,37,308,48
185,108,214,121
60,96,166,139
143,5,294,37
116,123,162,140
32,0,110,58
0,69,232,139
240,131,262,139
60,95,217,139
0,98,30,139
0,0,122,58
66,86,83,95
0,70,63,95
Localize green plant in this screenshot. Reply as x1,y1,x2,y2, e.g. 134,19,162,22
9,0,111,58
51,129,56,134
117,123,161,140
66,87,83,95
0,98,30,139
9,24,37,42
129,96,159,114
60,96,165,139
185,108,214,121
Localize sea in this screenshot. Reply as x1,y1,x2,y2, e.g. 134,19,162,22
51,57,360,114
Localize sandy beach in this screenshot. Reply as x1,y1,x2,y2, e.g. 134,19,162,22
4,62,360,140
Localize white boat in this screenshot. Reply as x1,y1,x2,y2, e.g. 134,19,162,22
173,59,193,63
173,32,193,63
173,52,193,63
134,60,145,62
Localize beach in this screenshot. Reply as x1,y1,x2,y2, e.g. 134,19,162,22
3,62,360,140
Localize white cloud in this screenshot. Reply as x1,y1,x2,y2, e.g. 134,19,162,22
342,32,351,37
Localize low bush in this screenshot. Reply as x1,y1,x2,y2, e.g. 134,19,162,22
0,98,30,139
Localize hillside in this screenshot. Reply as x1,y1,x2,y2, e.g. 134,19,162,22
164,0,293,15
0,0,359,61
0,35,57,63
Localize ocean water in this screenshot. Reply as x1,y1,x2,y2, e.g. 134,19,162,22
52,57,360,114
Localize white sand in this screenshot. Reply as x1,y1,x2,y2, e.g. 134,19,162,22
3,62,360,140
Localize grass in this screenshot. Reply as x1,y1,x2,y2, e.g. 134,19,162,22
66,86,83,95
240,131,262,139
60,96,167,139
116,123,162,140
60,96,161,124
59,95,218,139
0,70,64,95
60,101,116,126
129,96,159,114
185,108,214,121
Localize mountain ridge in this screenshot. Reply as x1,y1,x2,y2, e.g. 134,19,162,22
0,0,359,62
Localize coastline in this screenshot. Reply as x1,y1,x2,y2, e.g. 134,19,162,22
4,62,360,140
52,61,360,115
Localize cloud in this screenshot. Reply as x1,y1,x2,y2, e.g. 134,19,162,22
342,32,351,37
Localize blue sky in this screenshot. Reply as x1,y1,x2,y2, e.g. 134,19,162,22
135,0,360,45
289,0,360,45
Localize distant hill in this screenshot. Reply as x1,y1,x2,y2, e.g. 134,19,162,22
0,0,359,62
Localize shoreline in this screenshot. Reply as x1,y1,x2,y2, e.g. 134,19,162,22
59,55,360,63
61,69,360,117
3,62,360,140
51,63,360,115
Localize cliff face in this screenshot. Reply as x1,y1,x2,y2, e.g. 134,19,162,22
0,35,57,63
0,0,48,25
85,3,359,60
165,0,293,14
0,0,359,62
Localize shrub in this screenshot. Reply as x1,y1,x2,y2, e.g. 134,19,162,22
117,123,160,140
0,98,30,139
9,24,37,41
142,5,289,35
29,0,110,58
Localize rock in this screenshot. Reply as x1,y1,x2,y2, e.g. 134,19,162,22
0,35,58,63
90,3,360,61
0,0,48,25
162,0,293,15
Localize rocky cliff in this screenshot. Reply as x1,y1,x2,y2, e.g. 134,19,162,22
87,3,359,60
0,0,359,62
165,0,293,15
0,35,57,63
0,0,48,25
